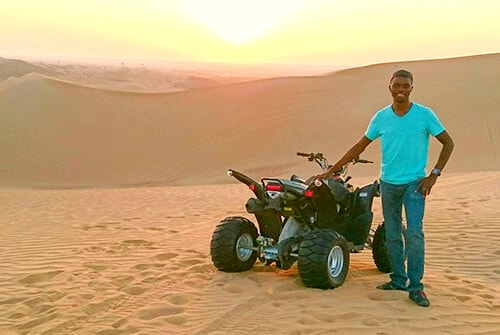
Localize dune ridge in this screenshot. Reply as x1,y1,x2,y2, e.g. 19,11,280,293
0,54,500,188
1,53,499,188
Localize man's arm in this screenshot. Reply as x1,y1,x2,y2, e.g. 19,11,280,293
320,136,373,180
432,130,455,172
418,130,454,196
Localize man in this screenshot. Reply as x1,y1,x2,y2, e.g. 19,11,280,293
318,69,454,307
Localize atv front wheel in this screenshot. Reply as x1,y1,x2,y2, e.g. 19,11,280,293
298,230,350,289
210,217,258,272
372,222,391,273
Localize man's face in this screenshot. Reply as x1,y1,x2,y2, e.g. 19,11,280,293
389,76,413,103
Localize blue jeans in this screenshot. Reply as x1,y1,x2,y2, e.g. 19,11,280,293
380,180,425,291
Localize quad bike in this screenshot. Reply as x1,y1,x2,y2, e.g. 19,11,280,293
210,152,391,289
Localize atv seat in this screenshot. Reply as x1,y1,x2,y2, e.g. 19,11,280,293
290,174,306,184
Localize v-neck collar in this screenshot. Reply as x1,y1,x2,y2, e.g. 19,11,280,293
391,102,414,117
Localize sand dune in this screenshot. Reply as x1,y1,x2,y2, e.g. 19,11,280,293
0,172,498,334
0,53,499,188
39,62,258,93
0,57,53,81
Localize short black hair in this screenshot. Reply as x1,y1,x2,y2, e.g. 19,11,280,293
391,69,413,83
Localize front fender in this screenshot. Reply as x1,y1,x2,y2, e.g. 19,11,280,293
308,182,339,228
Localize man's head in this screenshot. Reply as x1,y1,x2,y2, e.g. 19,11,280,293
389,69,413,103
390,69,413,83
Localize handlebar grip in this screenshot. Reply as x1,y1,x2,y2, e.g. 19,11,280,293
297,152,312,157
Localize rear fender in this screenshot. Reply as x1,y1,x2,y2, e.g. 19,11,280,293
227,169,264,200
228,170,281,239
245,198,282,241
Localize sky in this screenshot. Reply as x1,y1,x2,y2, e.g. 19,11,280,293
1,0,499,67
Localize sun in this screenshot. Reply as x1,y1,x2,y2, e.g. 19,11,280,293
180,0,303,45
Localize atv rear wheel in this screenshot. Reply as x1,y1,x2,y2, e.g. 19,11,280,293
210,217,258,272
372,222,391,273
298,229,350,289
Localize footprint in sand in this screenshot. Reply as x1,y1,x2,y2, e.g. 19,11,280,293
132,263,165,270
23,296,48,308
120,285,148,296
222,284,245,294
83,221,121,230
152,252,178,261
145,227,164,232
121,239,153,247
81,246,107,253
9,312,26,320
123,217,142,221
112,317,129,328
271,301,283,308
451,287,475,295
367,291,403,302
183,258,205,267
361,318,381,327
296,316,316,325
112,239,156,252
135,304,184,321
471,283,485,289
82,297,123,316
455,295,471,302
349,268,380,278
109,275,135,287
18,270,64,285
164,293,193,305
1,296,27,305
83,263,108,272
165,314,187,326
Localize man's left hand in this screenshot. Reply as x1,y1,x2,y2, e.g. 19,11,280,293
417,175,438,197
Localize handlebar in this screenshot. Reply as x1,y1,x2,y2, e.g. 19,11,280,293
296,152,311,157
297,152,323,161
353,158,374,164
297,152,373,165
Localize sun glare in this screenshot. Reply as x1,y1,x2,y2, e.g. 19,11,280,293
180,0,303,45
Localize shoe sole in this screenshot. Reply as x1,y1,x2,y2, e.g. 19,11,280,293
409,295,431,307
377,284,407,291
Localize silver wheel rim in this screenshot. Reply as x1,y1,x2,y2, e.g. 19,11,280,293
327,245,344,279
236,233,253,262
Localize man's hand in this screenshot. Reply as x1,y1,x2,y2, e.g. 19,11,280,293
316,173,329,180
306,173,326,185
417,175,438,197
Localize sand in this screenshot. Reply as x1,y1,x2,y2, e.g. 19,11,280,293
0,54,499,334
1,173,499,334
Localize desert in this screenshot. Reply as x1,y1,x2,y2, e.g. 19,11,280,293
0,53,499,335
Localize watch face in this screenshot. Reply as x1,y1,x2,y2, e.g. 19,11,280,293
432,168,441,176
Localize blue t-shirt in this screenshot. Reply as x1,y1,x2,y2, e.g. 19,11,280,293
365,103,445,185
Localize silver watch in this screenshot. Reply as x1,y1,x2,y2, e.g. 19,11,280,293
431,168,441,176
